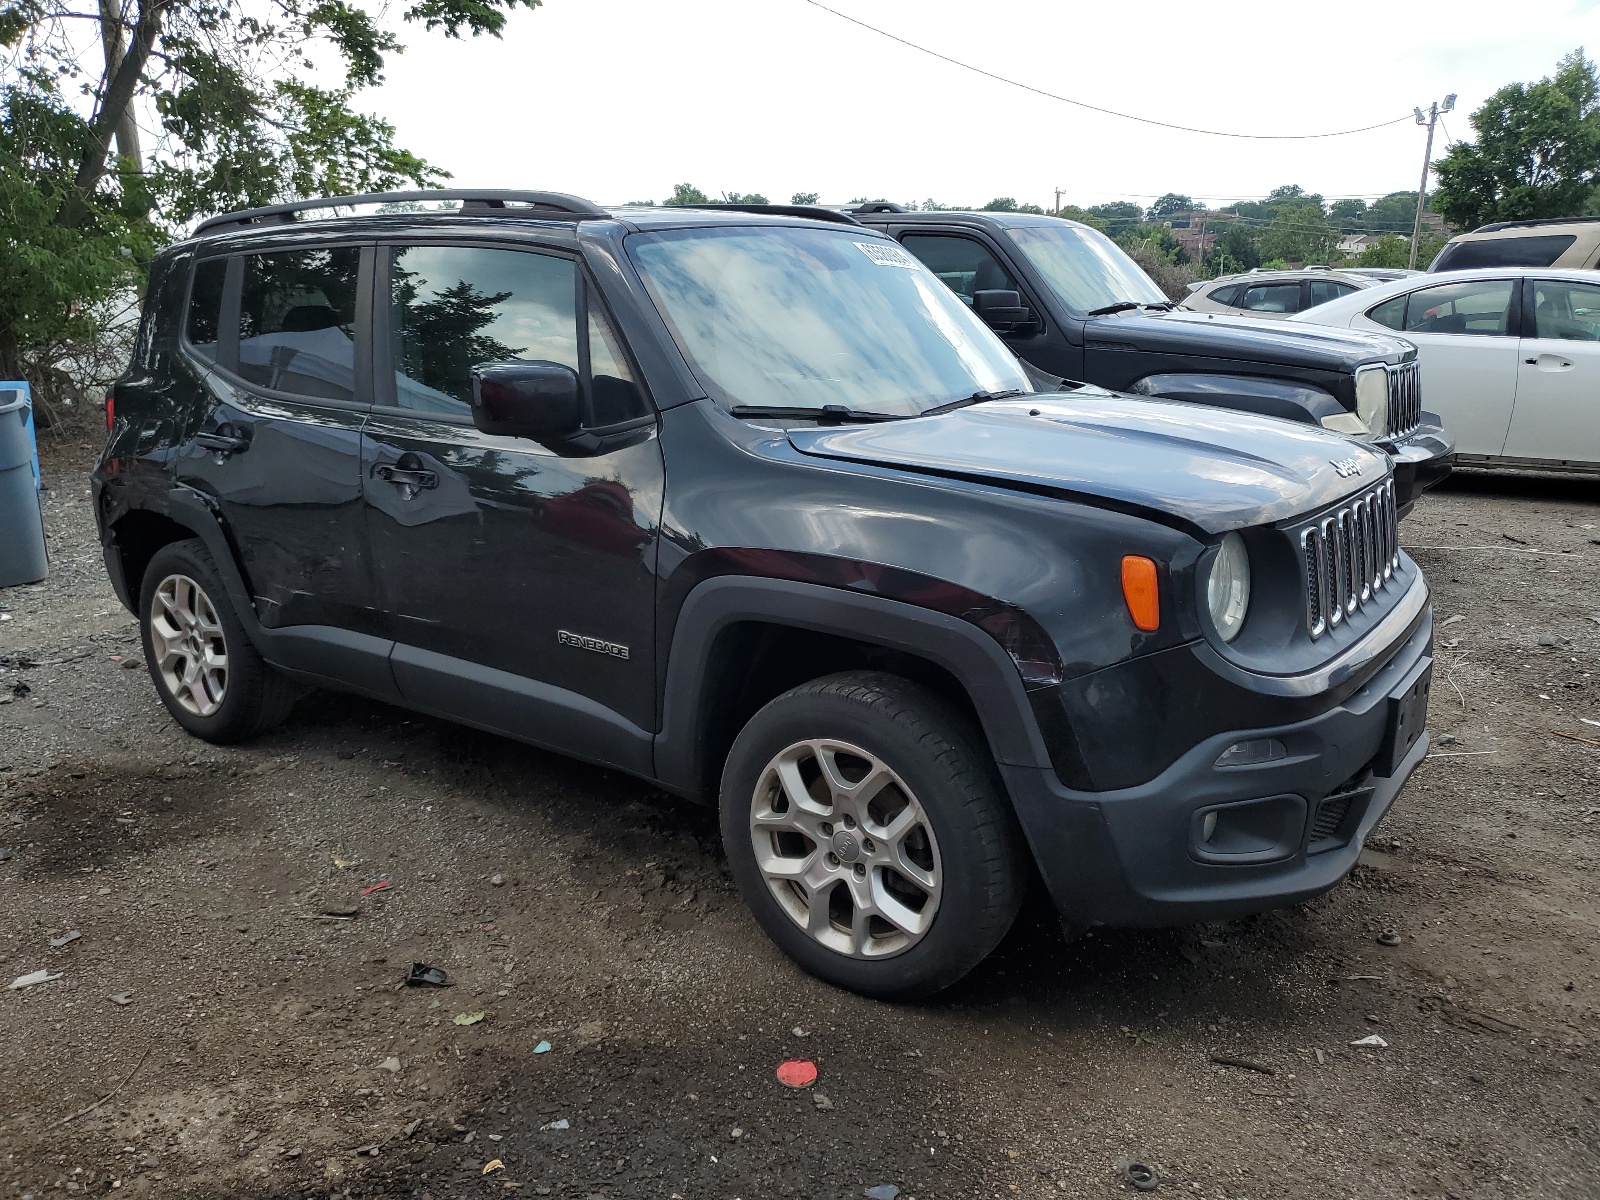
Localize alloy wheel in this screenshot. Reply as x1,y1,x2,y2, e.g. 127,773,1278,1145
748,738,942,958
149,573,229,717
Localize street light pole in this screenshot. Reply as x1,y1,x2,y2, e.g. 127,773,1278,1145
1408,94,1455,270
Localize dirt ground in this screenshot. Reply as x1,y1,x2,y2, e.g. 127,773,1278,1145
2,440,1597,1200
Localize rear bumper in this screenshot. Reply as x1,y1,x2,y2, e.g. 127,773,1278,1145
1002,613,1432,929
1383,417,1453,517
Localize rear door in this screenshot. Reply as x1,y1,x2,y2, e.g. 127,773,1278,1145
1358,278,1520,458
1502,277,1600,465
172,242,377,636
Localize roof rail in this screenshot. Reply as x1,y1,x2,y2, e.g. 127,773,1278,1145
193,190,609,236
1471,214,1600,234
853,202,909,214
674,203,862,227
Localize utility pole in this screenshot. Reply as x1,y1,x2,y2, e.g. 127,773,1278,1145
1054,187,1062,216
1408,94,1455,269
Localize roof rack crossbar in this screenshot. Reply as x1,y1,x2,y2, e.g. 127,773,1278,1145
1472,215,1600,233
853,202,909,214
673,203,862,227
194,190,608,235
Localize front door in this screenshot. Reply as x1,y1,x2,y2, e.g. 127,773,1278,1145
171,244,376,634
360,241,664,769
1503,277,1600,465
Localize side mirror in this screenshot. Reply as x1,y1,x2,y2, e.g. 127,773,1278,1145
973,289,1037,334
471,361,582,446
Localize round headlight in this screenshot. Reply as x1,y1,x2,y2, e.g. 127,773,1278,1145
1355,366,1389,438
1206,532,1251,642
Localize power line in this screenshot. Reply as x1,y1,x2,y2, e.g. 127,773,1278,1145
799,0,1415,140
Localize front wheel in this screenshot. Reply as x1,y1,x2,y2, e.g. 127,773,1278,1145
720,671,1026,999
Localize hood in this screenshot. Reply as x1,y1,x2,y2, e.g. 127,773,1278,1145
1087,310,1412,371
786,393,1389,535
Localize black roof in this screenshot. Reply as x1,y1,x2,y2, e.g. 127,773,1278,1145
191,189,864,239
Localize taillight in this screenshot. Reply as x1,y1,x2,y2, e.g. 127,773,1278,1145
105,388,114,431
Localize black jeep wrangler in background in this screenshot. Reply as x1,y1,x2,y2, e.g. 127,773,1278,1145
850,205,1455,517
97,191,1433,998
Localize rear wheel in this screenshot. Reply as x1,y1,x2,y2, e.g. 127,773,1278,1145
138,540,299,742
720,671,1026,998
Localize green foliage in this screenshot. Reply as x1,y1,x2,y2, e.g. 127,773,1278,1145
1146,192,1202,221
1086,201,1143,236
0,77,152,373
1257,203,1336,265
1202,222,1262,275
1434,49,1600,229
662,183,710,206
1053,205,1107,232
721,191,769,204
1,0,542,385
981,197,1019,211
1115,222,1182,264
790,192,820,205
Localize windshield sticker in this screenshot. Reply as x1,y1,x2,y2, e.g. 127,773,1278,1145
854,241,920,270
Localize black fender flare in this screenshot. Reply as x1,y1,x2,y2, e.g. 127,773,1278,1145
652,575,1055,799
1129,372,1345,425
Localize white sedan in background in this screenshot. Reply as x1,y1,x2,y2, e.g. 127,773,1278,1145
1288,267,1600,472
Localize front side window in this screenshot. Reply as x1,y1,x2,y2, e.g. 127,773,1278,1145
1239,283,1302,313
1368,280,1515,337
389,245,646,423
1308,280,1357,307
185,257,228,359
1005,222,1168,314
899,235,1021,305
237,248,361,400
627,226,1029,417
1431,234,1576,271
1531,279,1600,341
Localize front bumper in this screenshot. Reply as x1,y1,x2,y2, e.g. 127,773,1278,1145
1382,415,1453,518
1002,612,1433,930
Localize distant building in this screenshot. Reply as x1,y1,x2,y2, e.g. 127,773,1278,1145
1172,222,1216,260
1338,233,1384,257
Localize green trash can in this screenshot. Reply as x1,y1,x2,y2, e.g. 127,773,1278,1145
0,386,48,586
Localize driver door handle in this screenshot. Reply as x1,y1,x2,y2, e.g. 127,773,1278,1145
373,463,438,490
194,427,249,455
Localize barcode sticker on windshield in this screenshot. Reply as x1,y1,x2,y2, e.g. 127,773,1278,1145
854,241,919,269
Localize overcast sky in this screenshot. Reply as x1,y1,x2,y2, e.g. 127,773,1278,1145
365,0,1599,217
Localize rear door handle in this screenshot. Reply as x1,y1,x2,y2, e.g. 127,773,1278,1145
1525,356,1574,369
373,463,438,490
194,426,249,456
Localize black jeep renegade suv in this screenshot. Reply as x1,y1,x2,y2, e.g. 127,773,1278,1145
95,191,1433,998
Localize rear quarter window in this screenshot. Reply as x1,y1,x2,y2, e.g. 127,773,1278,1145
185,257,228,359
1431,234,1577,270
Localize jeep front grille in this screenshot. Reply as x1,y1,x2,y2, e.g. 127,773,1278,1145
1298,479,1400,638
1387,361,1420,439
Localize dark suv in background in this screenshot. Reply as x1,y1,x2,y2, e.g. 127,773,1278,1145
97,192,1433,998
850,205,1454,517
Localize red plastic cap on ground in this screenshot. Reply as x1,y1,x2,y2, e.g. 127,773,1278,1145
775,1059,818,1088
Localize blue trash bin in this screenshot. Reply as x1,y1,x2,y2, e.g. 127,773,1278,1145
0,382,41,492
0,385,49,586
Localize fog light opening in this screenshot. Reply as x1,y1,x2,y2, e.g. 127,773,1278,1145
1201,810,1218,843
1215,738,1288,768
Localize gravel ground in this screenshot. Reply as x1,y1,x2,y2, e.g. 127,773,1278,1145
1,443,1597,1200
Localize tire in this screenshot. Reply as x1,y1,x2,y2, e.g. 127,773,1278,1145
719,670,1026,999
138,539,300,743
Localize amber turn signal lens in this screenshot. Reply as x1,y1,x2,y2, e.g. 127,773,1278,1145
1121,555,1160,632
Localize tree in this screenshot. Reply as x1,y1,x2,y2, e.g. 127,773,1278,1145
721,191,768,204
1434,50,1600,230
1358,233,1447,269
1204,222,1261,274
790,191,819,205
663,183,712,206
1052,205,1107,232
1,0,541,384
1086,200,1143,236
1328,198,1369,230
981,197,1019,211
1146,192,1202,221
1258,203,1337,265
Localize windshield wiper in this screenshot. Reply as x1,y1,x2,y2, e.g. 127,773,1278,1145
1086,300,1175,316
919,389,1028,417
728,404,904,424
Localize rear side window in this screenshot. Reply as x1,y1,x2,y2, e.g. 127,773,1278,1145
1531,279,1600,341
1369,279,1515,336
1208,284,1243,306
185,257,228,359
236,247,361,401
1239,283,1301,313
1432,234,1576,271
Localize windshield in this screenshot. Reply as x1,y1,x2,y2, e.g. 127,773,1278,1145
627,226,1030,416
1006,223,1169,314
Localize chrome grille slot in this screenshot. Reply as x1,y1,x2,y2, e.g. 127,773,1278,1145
1298,479,1401,638
1387,361,1420,438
